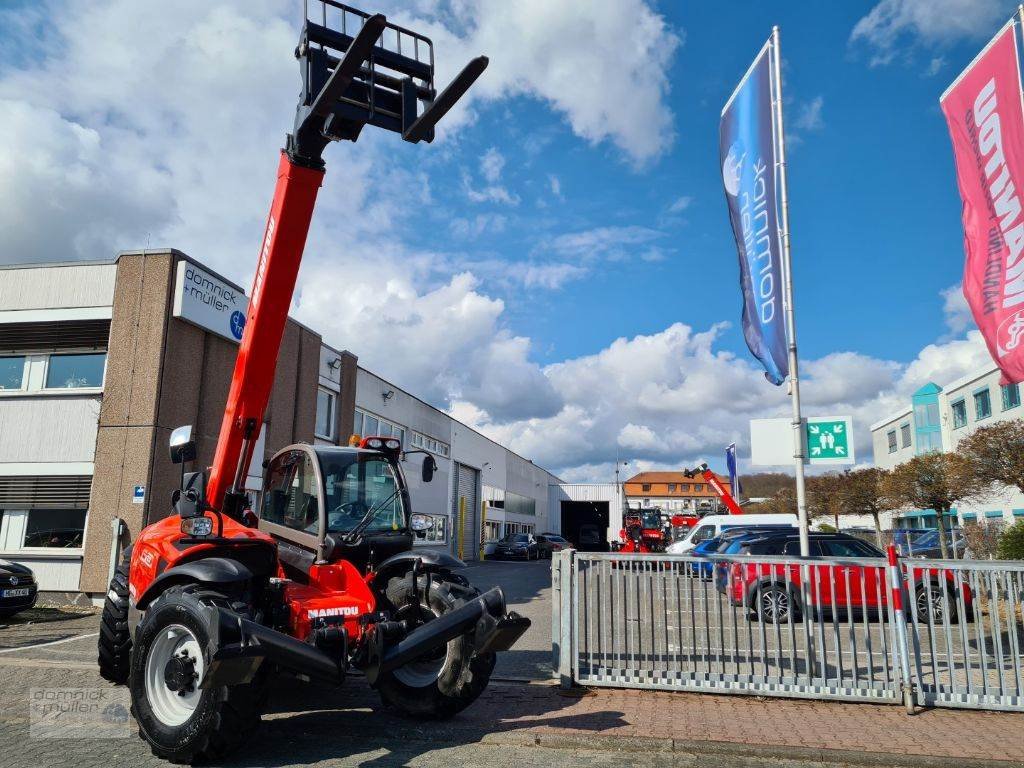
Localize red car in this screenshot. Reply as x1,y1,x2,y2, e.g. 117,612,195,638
720,532,972,624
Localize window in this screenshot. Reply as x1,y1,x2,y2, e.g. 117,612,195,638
409,430,448,457
916,431,943,453
505,490,536,516
679,483,690,492
821,538,881,558
1003,383,1021,410
261,450,320,534
315,388,335,439
0,356,26,390
690,525,715,543
352,410,363,437
951,399,967,429
900,423,911,448
22,509,87,549
363,414,379,436
668,483,676,493
914,402,941,428
641,484,651,492
44,352,106,389
483,520,502,542
323,456,404,534
887,430,897,453
974,388,992,420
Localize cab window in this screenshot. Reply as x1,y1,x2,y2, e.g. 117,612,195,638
322,456,404,534
690,524,715,543
261,451,319,533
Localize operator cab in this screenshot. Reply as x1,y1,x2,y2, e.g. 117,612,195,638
257,437,434,579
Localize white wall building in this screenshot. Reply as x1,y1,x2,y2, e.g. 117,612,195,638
0,262,116,591
870,363,1024,529
353,367,561,561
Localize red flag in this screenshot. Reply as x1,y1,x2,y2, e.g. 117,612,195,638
941,22,1024,384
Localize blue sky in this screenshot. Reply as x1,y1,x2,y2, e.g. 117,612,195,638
0,1,1012,478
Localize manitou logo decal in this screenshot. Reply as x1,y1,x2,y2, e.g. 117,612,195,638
251,216,276,309
138,549,156,569
307,606,360,620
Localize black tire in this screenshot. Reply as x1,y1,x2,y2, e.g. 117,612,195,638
129,587,266,764
98,560,131,684
915,583,959,624
752,583,800,624
376,572,496,719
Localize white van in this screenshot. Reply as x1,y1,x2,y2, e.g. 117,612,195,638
666,514,799,554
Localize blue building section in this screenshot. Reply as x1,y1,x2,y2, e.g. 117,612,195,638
911,383,943,454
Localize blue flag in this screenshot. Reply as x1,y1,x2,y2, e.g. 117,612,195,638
725,443,740,499
720,41,788,385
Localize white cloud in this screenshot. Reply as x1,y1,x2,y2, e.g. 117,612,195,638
667,195,692,214
391,0,681,165
480,147,505,183
548,174,563,199
462,169,520,206
941,282,975,336
851,0,1011,66
793,96,824,133
548,225,663,262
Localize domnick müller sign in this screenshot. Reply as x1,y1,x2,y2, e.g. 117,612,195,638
172,260,249,344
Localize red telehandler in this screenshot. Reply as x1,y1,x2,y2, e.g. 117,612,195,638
96,4,528,762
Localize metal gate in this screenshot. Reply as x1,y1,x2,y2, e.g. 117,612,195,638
451,462,479,561
553,550,1024,713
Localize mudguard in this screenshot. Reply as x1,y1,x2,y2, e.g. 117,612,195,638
134,557,254,610
373,550,465,585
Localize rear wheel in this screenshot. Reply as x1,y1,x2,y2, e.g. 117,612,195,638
98,560,131,684
129,587,266,763
377,573,495,719
915,583,958,624
754,584,800,624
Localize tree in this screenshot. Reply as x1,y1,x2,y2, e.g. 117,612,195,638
881,452,993,559
958,420,1024,494
997,521,1024,560
806,473,845,530
747,485,796,516
838,467,890,549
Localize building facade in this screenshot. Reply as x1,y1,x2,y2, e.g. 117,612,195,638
871,363,1024,529
0,251,559,594
623,470,731,515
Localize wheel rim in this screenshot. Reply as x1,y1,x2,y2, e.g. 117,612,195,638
917,589,944,621
144,623,205,727
760,589,788,621
392,604,453,688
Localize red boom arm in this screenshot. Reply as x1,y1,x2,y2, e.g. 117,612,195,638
686,463,744,515
206,154,323,511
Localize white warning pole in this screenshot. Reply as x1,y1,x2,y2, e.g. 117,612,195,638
771,25,810,556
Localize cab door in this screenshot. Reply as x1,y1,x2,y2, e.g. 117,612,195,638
258,446,325,578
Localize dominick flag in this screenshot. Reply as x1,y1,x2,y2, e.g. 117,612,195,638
720,40,788,386
941,20,1024,384
726,443,741,499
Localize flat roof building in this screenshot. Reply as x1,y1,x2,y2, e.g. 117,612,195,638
0,251,560,596
870,364,1024,529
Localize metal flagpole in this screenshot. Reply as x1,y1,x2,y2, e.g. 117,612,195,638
770,25,810,556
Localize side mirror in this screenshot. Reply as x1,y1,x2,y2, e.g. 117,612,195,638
421,455,438,483
169,425,197,464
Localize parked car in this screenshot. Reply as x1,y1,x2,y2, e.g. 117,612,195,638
0,559,38,618
893,528,967,559
575,523,607,552
535,533,571,559
693,526,797,579
666,514,799,555
491,533,540,561
719,532,973,624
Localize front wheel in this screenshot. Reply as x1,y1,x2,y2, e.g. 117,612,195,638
377,573,496,719
98,560,131,684
129,588,266,763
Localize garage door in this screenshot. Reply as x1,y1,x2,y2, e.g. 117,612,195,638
451,463,479,561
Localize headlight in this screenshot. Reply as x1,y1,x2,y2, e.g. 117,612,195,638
180,517,214,537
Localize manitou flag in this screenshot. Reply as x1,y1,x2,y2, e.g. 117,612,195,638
720,40,788,385
941,20,1024,384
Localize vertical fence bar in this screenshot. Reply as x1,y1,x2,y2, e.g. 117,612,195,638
556,549,575,688
887,546,916,713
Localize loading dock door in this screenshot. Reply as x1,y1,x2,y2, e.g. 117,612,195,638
560,500,610,552
452,462,480,561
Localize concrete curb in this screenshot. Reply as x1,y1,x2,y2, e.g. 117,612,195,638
477,732,1024,767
